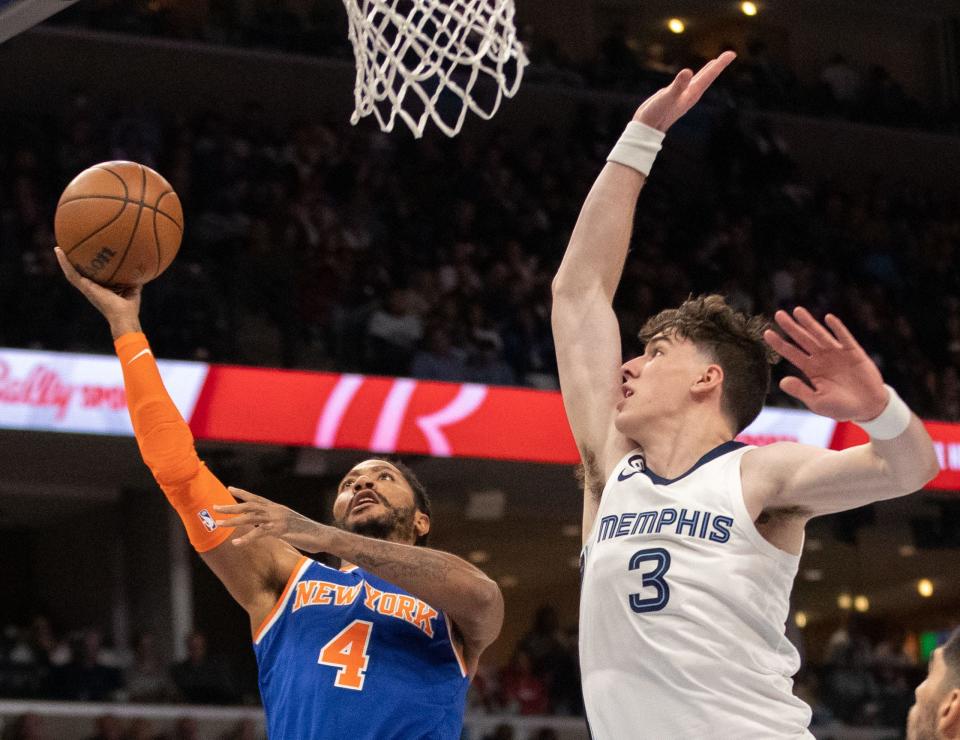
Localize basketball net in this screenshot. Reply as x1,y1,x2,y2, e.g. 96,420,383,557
342,0,528,138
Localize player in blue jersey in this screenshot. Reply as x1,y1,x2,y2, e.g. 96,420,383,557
55,247,504,739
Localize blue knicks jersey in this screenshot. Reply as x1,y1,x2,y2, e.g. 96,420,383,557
253,557,469,740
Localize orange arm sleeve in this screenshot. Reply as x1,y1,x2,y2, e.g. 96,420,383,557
115,332,236,552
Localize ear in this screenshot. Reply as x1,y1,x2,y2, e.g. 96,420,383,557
939,688,960,738
413,511,431,540
691,362,724,397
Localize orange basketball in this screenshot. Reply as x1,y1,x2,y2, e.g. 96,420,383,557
54,161,184,287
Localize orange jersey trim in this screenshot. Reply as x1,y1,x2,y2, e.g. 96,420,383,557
254,556,310,644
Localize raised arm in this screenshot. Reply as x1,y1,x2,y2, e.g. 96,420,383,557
214,487,503,676
747,307,939,519
55,248,301,634
551,52,737,540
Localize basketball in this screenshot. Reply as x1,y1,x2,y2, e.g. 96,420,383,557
54,161,183,287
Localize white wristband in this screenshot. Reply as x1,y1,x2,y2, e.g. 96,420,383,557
607,121,666,176
857,385,912,440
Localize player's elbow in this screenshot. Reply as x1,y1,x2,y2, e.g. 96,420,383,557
917,447,941,487
890,448,940,494
462,577,504,646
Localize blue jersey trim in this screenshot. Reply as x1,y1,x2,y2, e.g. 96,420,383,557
641,440,746,486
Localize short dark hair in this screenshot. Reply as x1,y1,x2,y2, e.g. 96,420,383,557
386,458,432,547
639,294,775,434
942,628,960,685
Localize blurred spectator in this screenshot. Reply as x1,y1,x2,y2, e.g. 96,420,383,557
85,715,123,740
1,713,44,740
171,718,199,740
528,730,558,740
820,54,862,111
48,628,122,701
122,719,157,740
171,631,240,705
482,723,514,740
467,336,516,386
410,325,469,381
366,289,424,376
125,632,179,703
218,719,259,740
499,649,549,716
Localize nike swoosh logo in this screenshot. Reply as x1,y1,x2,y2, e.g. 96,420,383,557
617,469,642,482
126,348,153,365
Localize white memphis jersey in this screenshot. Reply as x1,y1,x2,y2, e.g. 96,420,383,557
579,441,813,739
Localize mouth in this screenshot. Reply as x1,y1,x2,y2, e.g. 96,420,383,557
349,491,381,515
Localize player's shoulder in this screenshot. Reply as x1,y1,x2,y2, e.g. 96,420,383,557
742,441,831,485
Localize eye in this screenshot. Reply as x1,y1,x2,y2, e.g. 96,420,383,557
652,348,664,357
341,479,354,489
379,471,394,480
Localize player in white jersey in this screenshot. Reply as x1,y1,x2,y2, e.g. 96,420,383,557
551,51,940,739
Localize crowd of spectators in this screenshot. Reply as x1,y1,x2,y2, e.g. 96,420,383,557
0,618,243,705
3,79,960,421
467,607,582,719
0,606,951,737
1,713,258,740
47,0,956,133
794,618,935,732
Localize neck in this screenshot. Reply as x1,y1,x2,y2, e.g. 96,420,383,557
630,409,733,480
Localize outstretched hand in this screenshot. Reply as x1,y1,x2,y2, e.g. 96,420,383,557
54,247,142,338
633,51,737,133
215,486,328,551
763,307,888,422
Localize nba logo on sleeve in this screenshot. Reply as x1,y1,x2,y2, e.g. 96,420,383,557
197,509,217,532
617,454,646,482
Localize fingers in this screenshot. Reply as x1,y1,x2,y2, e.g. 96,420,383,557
54,246,94,292
212,503,250,515
763,328,809,369
228,486,263,503
774,310,820,355
214,513,267,529
669,68,694,93
685,51,737,102
824,313,864,351
792,307,842,350
231,527,267,547
780,376,818,406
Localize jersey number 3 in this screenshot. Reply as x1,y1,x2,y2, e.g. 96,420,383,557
628,547,671,613
318,619,373,690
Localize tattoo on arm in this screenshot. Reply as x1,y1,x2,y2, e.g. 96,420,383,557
347,539,455,584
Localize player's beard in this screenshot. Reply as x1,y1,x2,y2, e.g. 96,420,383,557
339,501,417,543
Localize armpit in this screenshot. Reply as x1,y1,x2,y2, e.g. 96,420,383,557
579,449,605,504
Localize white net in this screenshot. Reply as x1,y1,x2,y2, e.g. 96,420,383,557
342,0,529,138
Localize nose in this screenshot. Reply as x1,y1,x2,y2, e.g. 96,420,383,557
621,355,644,378
352,476,375,492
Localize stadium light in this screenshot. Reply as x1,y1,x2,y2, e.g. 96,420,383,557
741,2,758,16
837,593,853,610
667,18,686,34
794,611,808,629
853,595,870,612
918,578,934,597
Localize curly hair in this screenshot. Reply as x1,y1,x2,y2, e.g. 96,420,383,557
639,294,776,434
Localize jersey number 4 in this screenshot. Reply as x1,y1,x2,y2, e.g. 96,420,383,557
628,547,671,613
318,619,373,690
